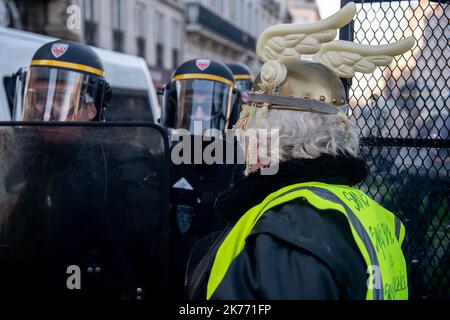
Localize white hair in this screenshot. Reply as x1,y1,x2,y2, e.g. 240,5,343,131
241,107,360,174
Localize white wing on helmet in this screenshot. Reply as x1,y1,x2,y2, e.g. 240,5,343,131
313,37,416,78
256,2,356,64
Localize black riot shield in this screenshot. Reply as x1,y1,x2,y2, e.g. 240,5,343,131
0,122,169,300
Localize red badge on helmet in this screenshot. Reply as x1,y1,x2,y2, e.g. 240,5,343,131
51,43,69,58
196,59,211,71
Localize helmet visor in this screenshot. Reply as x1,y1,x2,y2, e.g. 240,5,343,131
15,67,102,122
175,79,233,133
236,79,253,91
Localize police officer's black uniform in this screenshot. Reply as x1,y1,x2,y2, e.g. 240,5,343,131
162,59,245,298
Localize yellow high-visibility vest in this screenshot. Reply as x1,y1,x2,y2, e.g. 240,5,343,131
207,181,408,300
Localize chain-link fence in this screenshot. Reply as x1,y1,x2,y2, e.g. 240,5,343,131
340,0,449,299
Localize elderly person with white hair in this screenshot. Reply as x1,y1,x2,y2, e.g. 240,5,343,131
185,3,414,300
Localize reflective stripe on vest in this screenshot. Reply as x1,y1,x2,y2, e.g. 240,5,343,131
207,182,408,300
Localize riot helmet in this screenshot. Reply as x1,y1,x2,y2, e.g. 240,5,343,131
226,63,254,127
162,59,235,134
226,63,254,91
13,40,111,122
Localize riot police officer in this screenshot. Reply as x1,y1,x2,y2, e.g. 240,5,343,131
226,63,254,127
226,63,254,92
1,40,167,300
162,58,237,135
162,58,244,298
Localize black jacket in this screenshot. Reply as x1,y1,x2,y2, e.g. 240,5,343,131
185,155,370,299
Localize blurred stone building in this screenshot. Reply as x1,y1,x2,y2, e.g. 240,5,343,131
2,0,294,86
286,0,319,24
183,0,291,74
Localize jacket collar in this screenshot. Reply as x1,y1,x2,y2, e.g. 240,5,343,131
216,154,368,223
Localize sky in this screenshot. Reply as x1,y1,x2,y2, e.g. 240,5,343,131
316,0,341,19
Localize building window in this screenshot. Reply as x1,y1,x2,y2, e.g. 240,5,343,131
84,0,97,45
187,4,199,24
137,37,146,58
254,7,259,35
85,21,97,46
136,2,147,59
84,0,94,22
156,43,164,67
136,2,146,36
229,0,236,22
113,30,124,52
172,49,179,70
171,18,181,69
212,0,223,13
112,0,122,30
112,0,123,52
247,3,252,32
155,12,165,68
238,1,245,28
